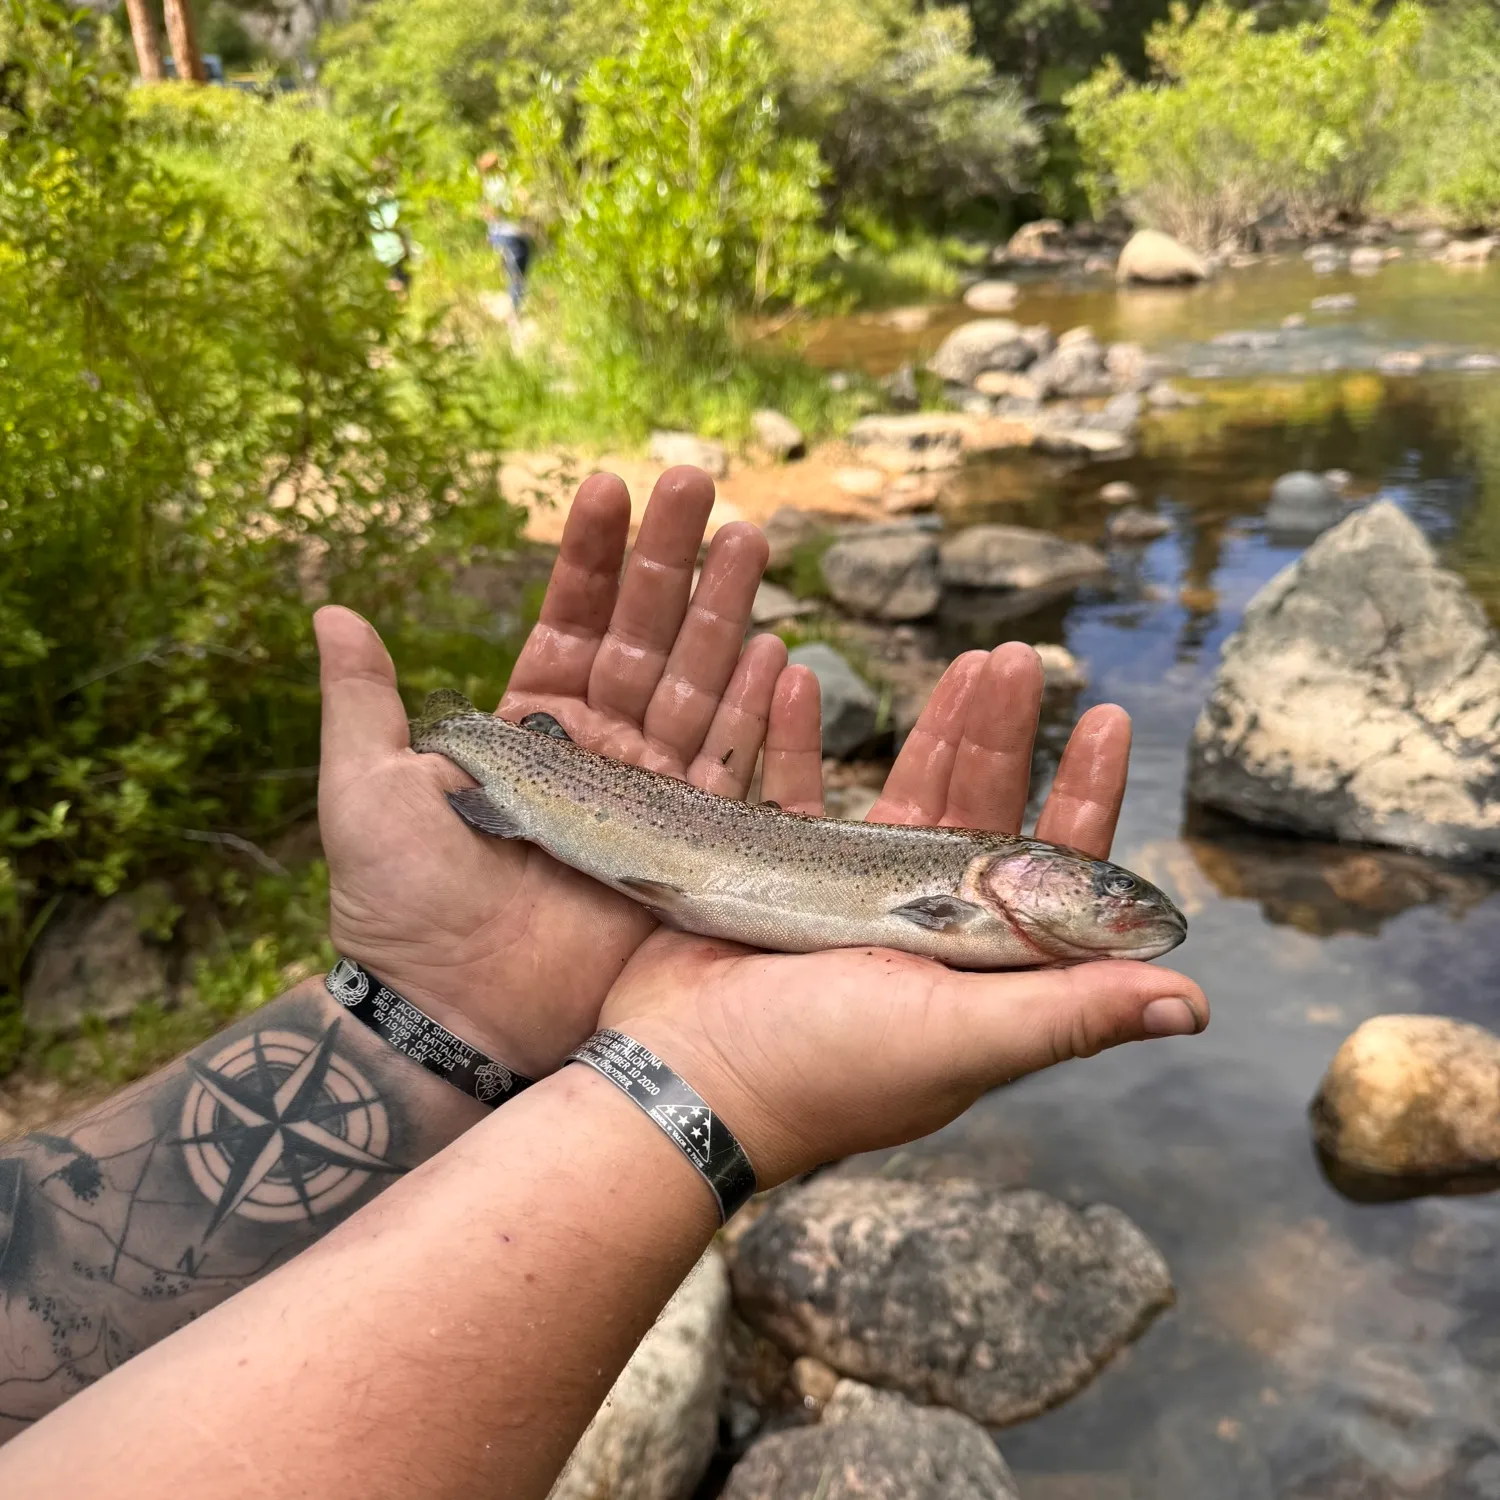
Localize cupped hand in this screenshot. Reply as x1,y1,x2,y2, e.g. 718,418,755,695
597,643,1208,1189
315,466,822,1078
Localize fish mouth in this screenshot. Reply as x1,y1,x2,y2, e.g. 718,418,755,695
1110,905,1188,959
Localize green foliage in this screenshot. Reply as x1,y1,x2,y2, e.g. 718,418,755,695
0,5,522,1012
769,0,1037,224
1067,0,1425,248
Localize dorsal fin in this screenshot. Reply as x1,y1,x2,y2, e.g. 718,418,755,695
410,688,480,741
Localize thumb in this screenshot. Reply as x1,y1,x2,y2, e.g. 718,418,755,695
314,606,410,778
947,961,1209,1087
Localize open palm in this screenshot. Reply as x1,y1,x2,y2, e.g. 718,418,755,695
315,467,821,1079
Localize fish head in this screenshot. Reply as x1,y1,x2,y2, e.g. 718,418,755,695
965,846,1187,963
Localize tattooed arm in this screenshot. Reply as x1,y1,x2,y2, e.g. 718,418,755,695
0,979,482,1439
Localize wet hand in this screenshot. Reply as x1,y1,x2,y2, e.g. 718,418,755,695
597,644,1208,1189
315,466,822,1078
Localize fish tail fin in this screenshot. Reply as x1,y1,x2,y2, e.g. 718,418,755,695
410,688,480,742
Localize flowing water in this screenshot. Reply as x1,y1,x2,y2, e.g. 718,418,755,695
804,251,1500,1497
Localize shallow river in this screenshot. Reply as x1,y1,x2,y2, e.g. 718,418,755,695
806,252,1500,1497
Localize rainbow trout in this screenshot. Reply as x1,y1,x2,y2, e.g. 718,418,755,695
412,691,1187,969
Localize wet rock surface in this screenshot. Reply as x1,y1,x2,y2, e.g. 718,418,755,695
550,1250,728,1500
721,1380,1020,1500
1187,501,1500,860
1311,1015,1500,1179
820,528,941,621
731,1175,1174,1426
939,524,1109,593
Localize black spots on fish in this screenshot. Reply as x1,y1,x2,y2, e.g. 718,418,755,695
521,712,574,743
446,788,524,839
890,895,984,932
594,810,609,823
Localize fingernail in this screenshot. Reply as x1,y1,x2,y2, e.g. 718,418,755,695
1142,997,1199,1037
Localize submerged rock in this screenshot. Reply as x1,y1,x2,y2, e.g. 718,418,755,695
751,409,805,460
720,1380,1020,1500
1107,507,1171,543
1116,229,1209,285
939,524,1109,593
1311,293,1357,313
1264,470,1341,538
550,1250,728,1500
1440,237,1496,265
1311,1015,1500,1179
1100,479,1140,505
648,430,729,478
1378,350,1426,374
1032,426,1134,461
1350,246,1386,274
821,528,941,621
1146,380,1201,409
731,1176,1174,1427
786,643,879,758
925,320,1035,385
963,279,1020,313
1187,501,1500,860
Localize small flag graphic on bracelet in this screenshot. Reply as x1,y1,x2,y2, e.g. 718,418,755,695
661,1104,714,1165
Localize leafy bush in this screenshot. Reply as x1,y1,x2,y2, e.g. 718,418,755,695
0,5,521,1009
1067,0,1424,248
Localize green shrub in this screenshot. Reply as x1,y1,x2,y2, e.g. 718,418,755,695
1067,0,1424,248
0,5,521,1007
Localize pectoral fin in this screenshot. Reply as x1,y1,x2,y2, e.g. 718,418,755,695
618,877,692,923
520,712,574,743
446,788,524,839
890,894,985,932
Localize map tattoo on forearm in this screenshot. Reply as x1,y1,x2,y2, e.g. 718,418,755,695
0,982,476,1438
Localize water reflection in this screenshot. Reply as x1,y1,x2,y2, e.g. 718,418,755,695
805,253,1500,1498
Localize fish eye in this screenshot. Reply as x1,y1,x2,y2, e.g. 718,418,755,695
1103,871,1137,898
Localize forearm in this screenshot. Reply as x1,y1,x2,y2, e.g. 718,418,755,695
0,1065,717,1500
0,977,484,1439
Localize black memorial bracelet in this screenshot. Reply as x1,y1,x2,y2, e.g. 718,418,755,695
567,1029,758,1222
325,956,533,1108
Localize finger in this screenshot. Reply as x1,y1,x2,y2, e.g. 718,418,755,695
503,472,632,704
866,652,988,825
687,634,787,796
944,960,1209,1088
588,466,717,726
642,521,770,764
1033,705,1132,858
759,665,824,815
314,606,408,778
941,643,1044,833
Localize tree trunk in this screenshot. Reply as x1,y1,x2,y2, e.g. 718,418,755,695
162,0,207,83
123,0,165,81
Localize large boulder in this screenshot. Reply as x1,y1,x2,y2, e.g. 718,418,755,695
997,218,1069,267
24,886,172,1031
939,525,1109,593
1310,1015,1500,1179
550,1249,729,1500
963,279,1020,314
1264,470,1341,539
1116,229,1209,285
648,430,729,478
821,528,942,621
846,413,967,473
720,1380,1019,1500
786,643,880,758
731,1176,1174,1427
925,320,1036,385
1187,502,1500,860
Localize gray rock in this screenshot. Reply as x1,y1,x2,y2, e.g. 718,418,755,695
1265,470,1340,538
973,371,1040,401
750,580,815,626
1034,642,1089,694
786,643,880,758
1311,1015,1500,1179
1032,426,1134,461
762,507,829,570
750,409,805,460
1211,329,1282,351
1378,350,1426,374
1146,380,1201,408
731,1176,1174,1427
24,885,172,1031
1100,479,1140,505
962,279,1020,314
1304,241,1347,264
1116,228,1209,284
1441,237,1496,264
1020,324,1056,362
847,413,967,473
1082,390,1143,435
550,1250,729,1500
1350,245,1386,274
1417,228,1450,251
940,525,1109,593
1104,341,1154,391
720,1380,1019,1500
1186,501,1500,860
1457,352,1500,371
1107,507,1172,543
882,362,919,411
925,320,1035,385
1311,293,1357,313
1029,334,1113,399
821,530,941,621
997,218,1068,267
648,430,729,479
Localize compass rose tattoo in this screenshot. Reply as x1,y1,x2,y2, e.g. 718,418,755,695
0,982,480,1437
